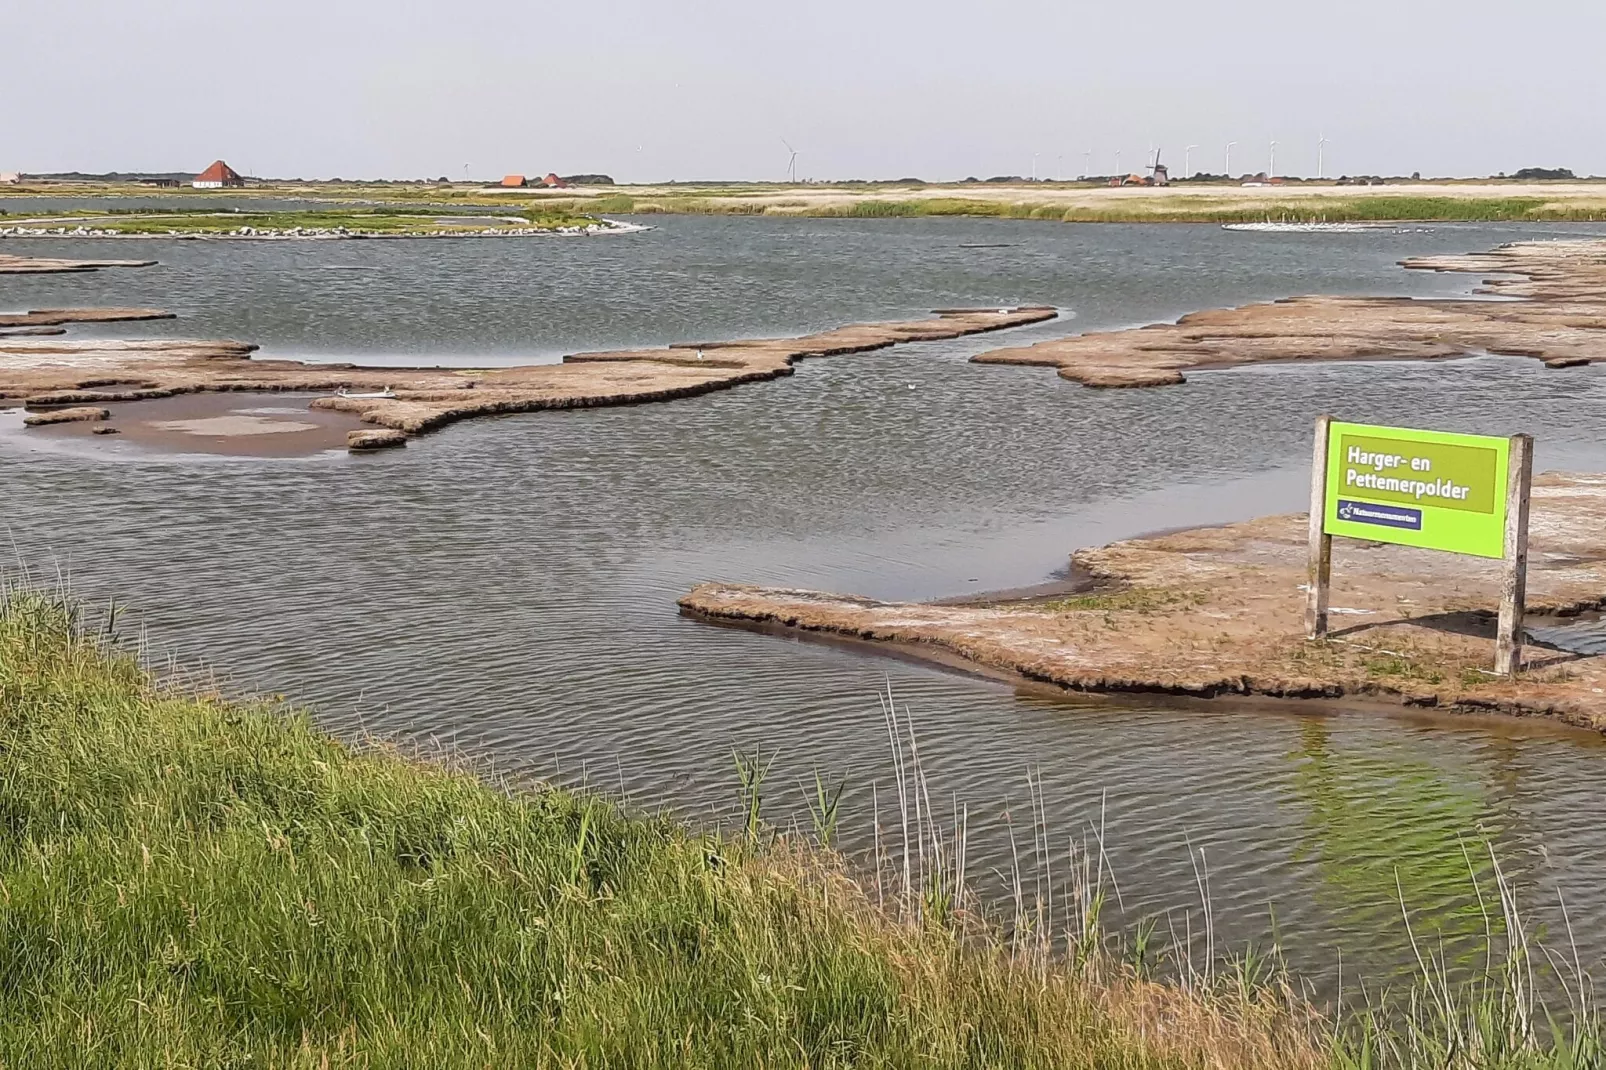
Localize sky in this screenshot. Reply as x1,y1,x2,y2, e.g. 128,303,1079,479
8,0,1605,183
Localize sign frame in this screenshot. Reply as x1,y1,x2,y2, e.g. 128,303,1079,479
1305,415,1534,675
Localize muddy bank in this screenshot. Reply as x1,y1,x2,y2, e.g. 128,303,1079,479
681,472,1606,731
0,253,156,275
973,239,1606,386
2,307,1057,451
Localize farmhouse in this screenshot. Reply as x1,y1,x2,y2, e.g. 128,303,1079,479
192,160,244,188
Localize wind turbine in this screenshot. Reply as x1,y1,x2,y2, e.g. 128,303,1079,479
1268,136,1277,178
1115,149,1122,175
1083,149,1093,178
782,140,799,183
1225,141,1237,177
1031,152,1040,181
1184,144,1199,178
1318,133,1330,179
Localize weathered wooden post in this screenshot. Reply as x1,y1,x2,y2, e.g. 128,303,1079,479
1495,433,1534,676
1306,414,1333,639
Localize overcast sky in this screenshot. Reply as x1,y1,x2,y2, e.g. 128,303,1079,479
9,0,1604,182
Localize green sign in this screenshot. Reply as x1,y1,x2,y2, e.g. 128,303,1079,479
1322,421,1510,558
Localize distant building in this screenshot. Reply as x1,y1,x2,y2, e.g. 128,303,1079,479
541,173,569,188
193,160,244,188
500,174,528,188
0,172,20,184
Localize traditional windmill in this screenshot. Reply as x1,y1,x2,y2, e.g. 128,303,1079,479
1147,149,1169,187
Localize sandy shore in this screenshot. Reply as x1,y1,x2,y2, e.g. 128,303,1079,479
970,239,1606,386
505,179,1606,220
681,473,1606,731
2,307,1058,452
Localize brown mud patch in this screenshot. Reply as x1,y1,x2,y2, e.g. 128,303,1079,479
972,239,1606,386
681,472,1606,732
15,392,363,458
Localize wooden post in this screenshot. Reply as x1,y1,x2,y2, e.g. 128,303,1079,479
1495,433,1534,676
1306,415,1333,639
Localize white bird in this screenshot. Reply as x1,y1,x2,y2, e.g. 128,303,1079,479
696,349,705,360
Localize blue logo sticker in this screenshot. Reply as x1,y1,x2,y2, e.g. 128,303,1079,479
1337,499,1423,530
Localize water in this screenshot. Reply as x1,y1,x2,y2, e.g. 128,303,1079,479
0,196,371,216
5,216,1606,996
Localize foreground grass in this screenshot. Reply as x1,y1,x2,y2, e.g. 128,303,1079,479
0,592,1323,1068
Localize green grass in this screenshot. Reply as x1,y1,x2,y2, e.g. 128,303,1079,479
0,590,1319,1068
1031,587,1204,614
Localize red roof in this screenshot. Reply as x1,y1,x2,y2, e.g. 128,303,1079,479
500,174,527,187
195,160,242,184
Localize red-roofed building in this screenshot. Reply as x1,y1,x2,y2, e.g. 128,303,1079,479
500,174,528,188
193,160,244,188
541,173,569,188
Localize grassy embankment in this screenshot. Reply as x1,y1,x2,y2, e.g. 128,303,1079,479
1,589,1600,1066
0,590,1318,1067
545,192,1606,224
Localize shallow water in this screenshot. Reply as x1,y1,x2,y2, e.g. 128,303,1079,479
0,195,369,216
5,216,1606,996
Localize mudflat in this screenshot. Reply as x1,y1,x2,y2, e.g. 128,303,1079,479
0,253,156,275
681,472,1606,731
972,239,1606,386
2,308,1058,451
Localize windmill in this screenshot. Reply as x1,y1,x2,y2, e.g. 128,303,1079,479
1147,148,1169,186
782,140,799,183
1225,141,1237,177
1318,133,1330,179
1184,145,1199,178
